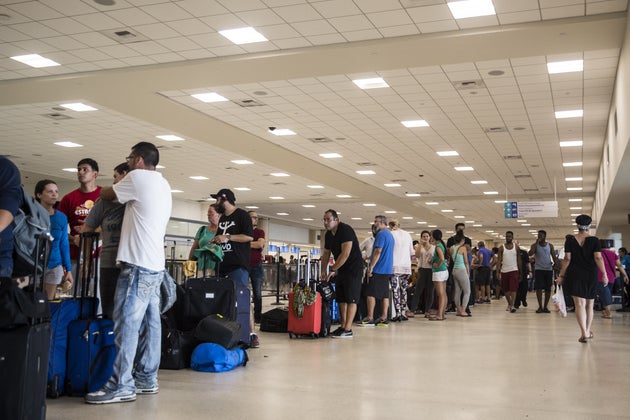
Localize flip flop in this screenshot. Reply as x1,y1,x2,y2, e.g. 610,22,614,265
429,317,445,321
578,336,588,343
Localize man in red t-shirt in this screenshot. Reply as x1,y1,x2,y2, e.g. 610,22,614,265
249,211,265,328
58,158,101,271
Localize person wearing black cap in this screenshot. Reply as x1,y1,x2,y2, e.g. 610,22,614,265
557,214,609,343
209,189,257,347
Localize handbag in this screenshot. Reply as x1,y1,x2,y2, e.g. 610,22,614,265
552,285,567,317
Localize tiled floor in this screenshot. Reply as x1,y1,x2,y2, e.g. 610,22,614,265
47,294,630,420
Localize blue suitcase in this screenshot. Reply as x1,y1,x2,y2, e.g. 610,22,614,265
235,285,251,345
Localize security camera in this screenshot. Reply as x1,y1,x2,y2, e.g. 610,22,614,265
268,127,276,131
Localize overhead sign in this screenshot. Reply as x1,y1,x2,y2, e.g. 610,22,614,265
504,201,558,218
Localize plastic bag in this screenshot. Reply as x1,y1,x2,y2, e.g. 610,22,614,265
552,285,567,317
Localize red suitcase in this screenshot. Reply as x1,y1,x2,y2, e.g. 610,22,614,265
287,291,321,338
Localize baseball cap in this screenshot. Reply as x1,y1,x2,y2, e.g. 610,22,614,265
210,188,236,204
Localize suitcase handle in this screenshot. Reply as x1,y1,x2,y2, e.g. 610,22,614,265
74,231,100,319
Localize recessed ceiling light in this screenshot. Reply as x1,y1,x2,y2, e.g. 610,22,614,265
54,141,83,148
337,194,352,198
270,172,289,177
276,212,289,216
11,53,60,68
517,220,527,223
425,202,439,205
245,206,259,209
189,176,208,180
560,140,583,147
454,215,465,219
171,189,183,193
436,151,459,157
447,0,496,19
473,224,482,227
62,168,78,172
302,204,315,208
351,217,363,220
565,177,583,181
320,153,342,158
465,220,474,223
192,92,228,103
405,193,421,197
270,128,296,136
302,218,314,221
483,191,498,195
234,187,250,191
570,207,582,210
485,230,495,233
568,198,583,202
401,120,429,128
352,77,389,89
384,210,397,214
428,225,437,228
384,183,401,187
363,203,376,207
60,102,97,112
570,213,581,217
494,200,507,203
441,209,453,213
471,180,488,184
417,221,427,224
521,223,531,226
231,160,253,165
563,162,583,167
269,196,284,200
356,170,376,175
455,166,474,171
403,217,413,220
307,185,324,189
547,59,583,74
156,165,165,169
567,187,583,191
156,134,184,141
219,27,267,44
555,110,583,119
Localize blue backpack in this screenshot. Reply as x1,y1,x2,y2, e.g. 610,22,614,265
190,343,248,372
12,188,51,277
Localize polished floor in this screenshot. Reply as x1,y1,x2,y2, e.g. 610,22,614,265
47,293,630,420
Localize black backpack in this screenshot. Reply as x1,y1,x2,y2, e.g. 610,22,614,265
12,188,51,278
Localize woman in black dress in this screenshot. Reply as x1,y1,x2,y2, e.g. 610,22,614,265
557,215,609,343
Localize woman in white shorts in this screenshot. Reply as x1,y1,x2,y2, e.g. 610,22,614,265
35,180,73,300
431,230,449,321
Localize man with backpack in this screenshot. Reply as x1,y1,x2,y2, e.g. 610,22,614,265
0,156,22,279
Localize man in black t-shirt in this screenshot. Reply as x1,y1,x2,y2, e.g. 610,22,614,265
210,189,256,346
320,209,363,339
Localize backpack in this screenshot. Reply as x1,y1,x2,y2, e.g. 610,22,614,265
190,343,248,372
12,188,51,278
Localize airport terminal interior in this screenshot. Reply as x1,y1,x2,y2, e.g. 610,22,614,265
2,0,630,419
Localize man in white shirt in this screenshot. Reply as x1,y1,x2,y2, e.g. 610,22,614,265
388,220,415,321
86,142,172,404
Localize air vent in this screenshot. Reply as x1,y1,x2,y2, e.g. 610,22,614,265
391,179,407,183
356,162,377,167
272,182,287,186
232,98,265,107
307,137,333,143
452,80,486,90
514,174,531,179
503,155,522,160
100,28,149,44
309,193,324,197
484,127,507,133
42,113,72,120
523,188,539,192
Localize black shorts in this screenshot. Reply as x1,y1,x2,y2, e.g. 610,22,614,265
534,270,553,290
366,273,391,299
335,268,363,304
477,266,491,286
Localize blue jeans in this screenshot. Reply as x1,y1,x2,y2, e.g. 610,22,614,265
250,264,263,320
107,263,162,392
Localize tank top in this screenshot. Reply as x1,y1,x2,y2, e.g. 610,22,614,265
501,245,518,273
534,243,553,271
451,245,466,269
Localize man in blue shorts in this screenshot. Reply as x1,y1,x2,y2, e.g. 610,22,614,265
321,209,364,339
363,215,394,327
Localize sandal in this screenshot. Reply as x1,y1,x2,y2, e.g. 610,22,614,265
588,332,594,339
578,336,588,343
602,315,612,319
429,317,445,321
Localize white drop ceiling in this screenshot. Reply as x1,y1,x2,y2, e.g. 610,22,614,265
1,0,629,245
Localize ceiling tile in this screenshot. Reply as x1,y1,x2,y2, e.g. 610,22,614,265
273,4,322,22
141,2,194,21
311,0,363,18
417,19,458,33
498,10,542,24
175,0,229,17
292,19,337,36
407,4,452,23
105,8,159,26
166,18,214,36
541,5,586,19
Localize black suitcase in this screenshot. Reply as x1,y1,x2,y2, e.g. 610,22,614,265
180,276,236,331
194,314,241,349
0,233,52,420
260,307,289,333
235,284,251,344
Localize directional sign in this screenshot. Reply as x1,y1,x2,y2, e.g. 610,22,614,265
504,201,558,218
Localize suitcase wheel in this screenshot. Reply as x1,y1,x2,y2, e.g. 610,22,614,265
288,332,293,339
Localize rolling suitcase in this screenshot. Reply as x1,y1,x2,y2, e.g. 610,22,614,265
0,233,52,420
288,253,322,338
64,232,116,396
235,284,251,344
194,314,241,349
